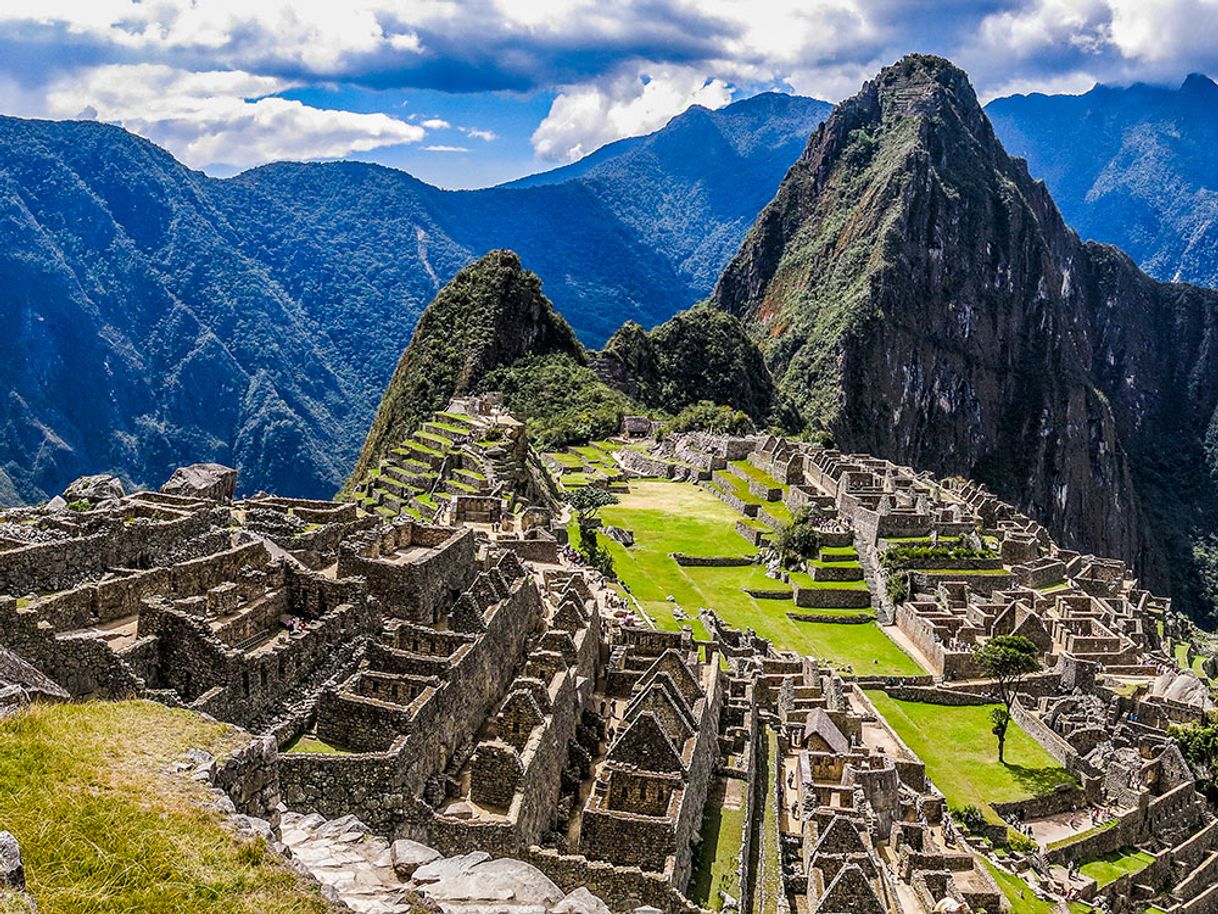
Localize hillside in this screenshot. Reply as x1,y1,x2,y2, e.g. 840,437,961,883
0,94,829,506
0,700,334,914
712,55,1218,619
987,74,1218,289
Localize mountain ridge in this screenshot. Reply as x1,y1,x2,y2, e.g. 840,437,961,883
0,92,831,504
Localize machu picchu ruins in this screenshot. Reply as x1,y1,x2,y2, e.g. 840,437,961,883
5,390,1218,914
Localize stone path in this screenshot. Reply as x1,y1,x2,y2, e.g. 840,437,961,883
280,812,413,914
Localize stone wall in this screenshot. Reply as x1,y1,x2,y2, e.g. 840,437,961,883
0,508,214,596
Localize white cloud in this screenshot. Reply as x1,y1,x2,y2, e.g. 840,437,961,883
43,64,424,171
421,117,451,129
532,65,733,162
424,144,469,152
462,127,498,142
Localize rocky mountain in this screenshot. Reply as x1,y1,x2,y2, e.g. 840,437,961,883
987,75,1218,289
712,55,1218,618
0,94,830,505
346,250,587,488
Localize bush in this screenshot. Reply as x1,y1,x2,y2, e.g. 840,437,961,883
880,543,997,572
661,400,753,437
773,509,822,568
885,572,909,604
952,804,986,834
67,499,92,512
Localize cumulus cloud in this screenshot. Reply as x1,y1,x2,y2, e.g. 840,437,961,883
43,64,424,171
3,0,1218,173
533,65,733,162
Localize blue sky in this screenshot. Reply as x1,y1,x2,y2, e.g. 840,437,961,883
1,1,1216,189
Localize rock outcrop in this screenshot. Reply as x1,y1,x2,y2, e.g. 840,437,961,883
712,54,1218,617
160,463,238,503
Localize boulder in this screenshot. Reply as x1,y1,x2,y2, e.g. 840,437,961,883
412,851,490,885
421,858,563,906
391,839,441,880
160,463,237,503
44,495,67,513
0,831,24,888
553,887,612,914
62,473,125,505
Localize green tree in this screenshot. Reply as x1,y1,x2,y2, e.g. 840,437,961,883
566,485,618,525
973,635,1041,763
773,509,822,569
567,486,619,577
1171,719,1218,803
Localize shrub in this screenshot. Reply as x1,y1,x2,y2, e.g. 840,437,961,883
66,499,92,512
661,400,753,437
772,509,822,568
952,804,986,833
885,572,909,604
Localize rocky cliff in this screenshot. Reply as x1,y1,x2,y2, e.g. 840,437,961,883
712,55,1218,617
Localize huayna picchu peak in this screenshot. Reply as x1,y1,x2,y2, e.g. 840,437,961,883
712,54,1218,619
9,30,1218,914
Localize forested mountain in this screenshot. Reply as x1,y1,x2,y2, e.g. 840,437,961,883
713,55,1218,619
987,74,1218,289
0,94,830,504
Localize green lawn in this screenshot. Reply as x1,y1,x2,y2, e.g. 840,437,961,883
756,730,783,914
687,798,746,909
1079,849,1155,887
730,460,784,489
983,860,1056,914
0,701,332,914
573,481,922,674
865,692,1077,820
285,735,351,755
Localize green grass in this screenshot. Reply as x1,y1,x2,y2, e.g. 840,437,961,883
0,701,331,914
1079,849,1155,887
787,571,869,591
982,859,1055,914
687,799,746,909
1046,818,1118,851
285,735,350,755
574,481,921,673
730,460,784,490
756,729,782,914
865,692,1077,820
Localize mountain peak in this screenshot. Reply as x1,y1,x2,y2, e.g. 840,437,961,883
1182,72,1218,94
344,249,584,490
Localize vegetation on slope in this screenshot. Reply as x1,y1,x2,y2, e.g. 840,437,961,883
598,305,785,424
0,700,332,914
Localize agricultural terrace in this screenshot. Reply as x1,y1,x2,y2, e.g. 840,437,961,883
865,691,1077,822
572,478,924,676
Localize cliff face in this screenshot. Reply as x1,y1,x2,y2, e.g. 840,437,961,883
346,251,584,490
712,55,1218,615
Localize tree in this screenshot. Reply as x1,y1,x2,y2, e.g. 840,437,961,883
566,486,619,578
772,509,822,569
566,485,618,525
1171,719,1218,803
973,635,1041,763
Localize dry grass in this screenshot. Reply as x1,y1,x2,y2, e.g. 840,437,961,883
0,700,332,914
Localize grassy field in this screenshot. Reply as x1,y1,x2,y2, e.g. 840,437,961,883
982,860,1056,914
865,692,1076,819
687,795,746,909
0,700,332,914
1079,849,1155,887
576,481,922,674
